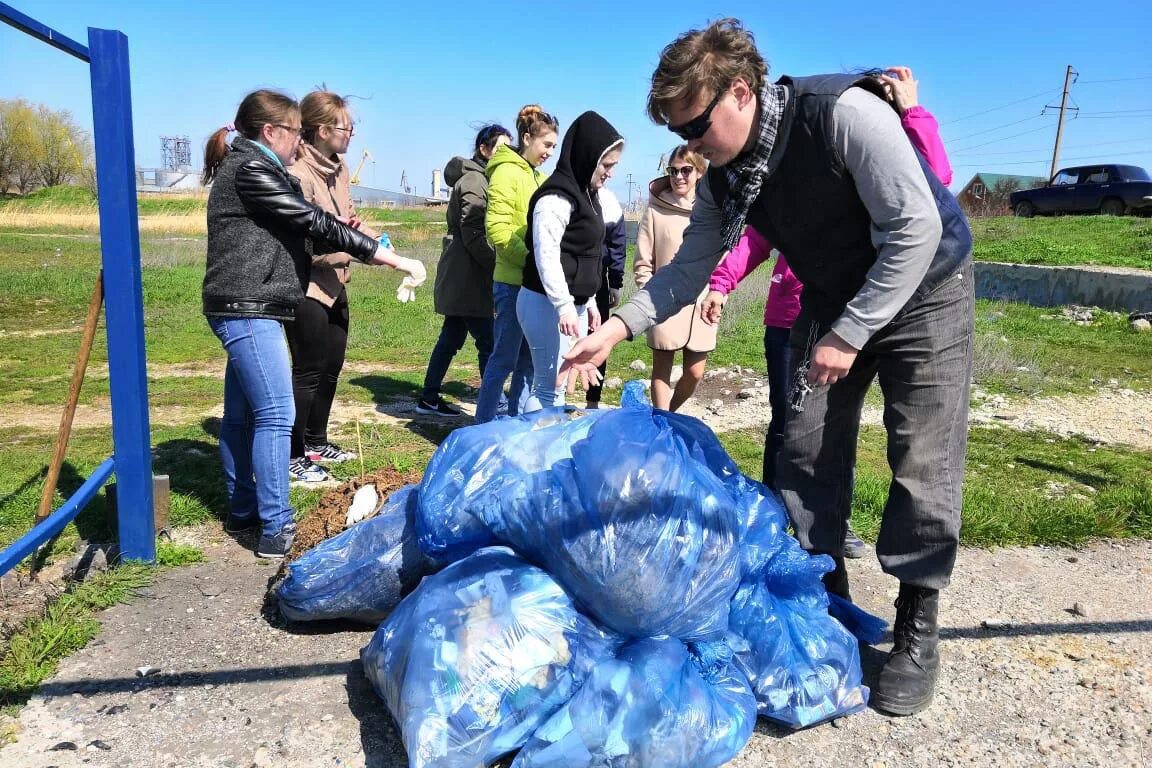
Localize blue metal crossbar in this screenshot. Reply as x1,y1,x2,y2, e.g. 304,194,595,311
0,6,155,576
0,1,89,61
0,458,115,575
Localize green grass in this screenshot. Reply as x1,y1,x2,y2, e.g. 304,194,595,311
971,215,1152,270
0,185,96,209
972,300,1152,395
719,425,1152,547
0,208,1149,562
0,563,154,711
155,541,206,566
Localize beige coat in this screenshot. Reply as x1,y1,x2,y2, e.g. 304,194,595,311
288,143,376,306
634,177,718,352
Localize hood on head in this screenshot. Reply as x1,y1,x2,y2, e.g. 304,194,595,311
443,156,467,187
555,111,623,189
445,154,488,187
646,174,694,213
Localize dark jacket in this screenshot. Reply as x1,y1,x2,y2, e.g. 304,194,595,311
708,74,971,323
433,154,496,318
600,187,626,289
523,110,623,302
203,136,379,320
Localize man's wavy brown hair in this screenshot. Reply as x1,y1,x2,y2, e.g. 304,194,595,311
646,18,768,126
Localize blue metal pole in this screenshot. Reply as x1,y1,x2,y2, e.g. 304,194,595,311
0,458,115,577
87,28,154,563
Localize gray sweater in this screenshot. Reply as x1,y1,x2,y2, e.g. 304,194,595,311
615,87,941,350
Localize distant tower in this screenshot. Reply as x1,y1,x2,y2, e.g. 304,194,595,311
432,169,442,198
400,170,411,194
160,135,192,170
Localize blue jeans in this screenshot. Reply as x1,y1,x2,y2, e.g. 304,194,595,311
207,316,295,536
421,315,494,402
474,281,533,422
762,325,792,489
516,287,588,411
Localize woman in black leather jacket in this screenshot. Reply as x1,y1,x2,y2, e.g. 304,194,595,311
200,89,426,558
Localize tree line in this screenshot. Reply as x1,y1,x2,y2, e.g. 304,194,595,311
0,99,94,195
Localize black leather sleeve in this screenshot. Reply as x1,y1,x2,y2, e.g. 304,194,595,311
234,159,379,262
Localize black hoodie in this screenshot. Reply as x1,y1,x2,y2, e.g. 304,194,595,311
522,111,623,302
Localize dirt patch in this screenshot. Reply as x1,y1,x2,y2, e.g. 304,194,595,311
969,386,1152,449
0,401,211,433
0,328,77,339
282,467,421,566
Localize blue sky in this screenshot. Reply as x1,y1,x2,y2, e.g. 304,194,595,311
2,0,1150,200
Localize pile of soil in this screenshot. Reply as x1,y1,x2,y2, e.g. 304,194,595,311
283,467,421,565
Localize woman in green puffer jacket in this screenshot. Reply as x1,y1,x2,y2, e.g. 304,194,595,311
474,104,559,423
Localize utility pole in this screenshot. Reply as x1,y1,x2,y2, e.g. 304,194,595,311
1048,65,1077,180
626,173,633,207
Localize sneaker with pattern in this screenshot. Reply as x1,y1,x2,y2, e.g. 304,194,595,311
288,456,334,485
305,442,357,463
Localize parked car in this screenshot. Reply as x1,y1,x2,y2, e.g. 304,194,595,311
1009,164,1152,217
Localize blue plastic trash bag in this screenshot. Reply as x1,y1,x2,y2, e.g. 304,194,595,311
416,408,606,560
493,407,742,641
277,486,440,624
512,636,757,768
619,379,649,407
728,542,870,727
361,547,619,768
828,593,888,645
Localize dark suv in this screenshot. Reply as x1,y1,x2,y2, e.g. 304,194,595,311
1010,164,1152,217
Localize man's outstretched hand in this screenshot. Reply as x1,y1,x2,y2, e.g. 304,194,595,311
559,316,630,395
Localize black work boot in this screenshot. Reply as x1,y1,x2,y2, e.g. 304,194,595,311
821,555,851,602
872,583,941,716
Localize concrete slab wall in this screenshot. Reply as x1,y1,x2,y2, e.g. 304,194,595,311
974,262,1152,312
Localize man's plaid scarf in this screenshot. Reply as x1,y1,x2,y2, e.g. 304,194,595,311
721,83,786,251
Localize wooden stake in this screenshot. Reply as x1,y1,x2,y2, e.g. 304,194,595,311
35,271,104,524
356,418,365,482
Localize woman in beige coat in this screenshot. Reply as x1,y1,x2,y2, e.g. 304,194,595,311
633,146,713,411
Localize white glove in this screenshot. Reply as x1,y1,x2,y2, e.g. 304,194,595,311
396,277,418,303
346,484,379,526
393,256,427,287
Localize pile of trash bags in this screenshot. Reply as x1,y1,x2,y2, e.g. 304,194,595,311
279,386,881,767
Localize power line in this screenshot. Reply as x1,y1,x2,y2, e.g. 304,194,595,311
949,124,1055,154
940,89,1059,125
948,115,1045,143
1077,75,1152,84
1072,108,1152,116
952,149,1152,168
951,136,1152,158
1074,113,1152,120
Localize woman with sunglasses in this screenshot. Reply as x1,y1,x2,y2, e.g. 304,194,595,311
633,145,714,411
284,90,374,485
202,89,425,558
474,105,560,422
517,111,624,411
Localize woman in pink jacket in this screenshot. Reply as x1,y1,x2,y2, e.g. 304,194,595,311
704,67,953,554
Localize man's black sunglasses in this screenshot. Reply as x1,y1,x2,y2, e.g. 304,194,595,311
668,89,724,141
